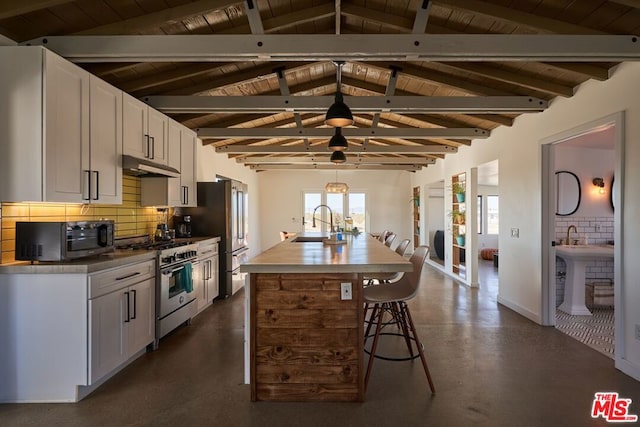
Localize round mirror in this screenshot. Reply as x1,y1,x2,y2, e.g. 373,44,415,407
610,175,615,211
555,171,581,216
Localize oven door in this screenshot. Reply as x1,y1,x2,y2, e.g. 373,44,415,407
159,261,198,318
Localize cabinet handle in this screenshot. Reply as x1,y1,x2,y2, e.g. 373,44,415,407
144,134,150,158
208,260,213,280
182,186,188,205
131,290,137,320
150,136,155,159
124,291,130,323
116,271,141,281
83,170,91,200
93,171,99,200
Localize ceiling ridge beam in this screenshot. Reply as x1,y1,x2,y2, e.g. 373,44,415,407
249,164,422,171
26,35,640,62
144,95,548,114
74,0,241,35
433,0,607,35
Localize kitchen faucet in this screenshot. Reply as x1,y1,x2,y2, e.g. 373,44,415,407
566,224,578,246
312,204,334,232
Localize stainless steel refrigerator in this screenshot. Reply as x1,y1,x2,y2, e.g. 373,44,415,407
184,180,249,298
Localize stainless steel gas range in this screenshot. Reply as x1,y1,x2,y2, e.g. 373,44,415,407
116,235,199,348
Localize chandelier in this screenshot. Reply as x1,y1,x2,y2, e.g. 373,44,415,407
325,170,349,193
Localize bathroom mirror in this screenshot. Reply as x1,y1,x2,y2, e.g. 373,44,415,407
555,171,581,216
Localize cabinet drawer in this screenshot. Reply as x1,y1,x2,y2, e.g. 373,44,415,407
89,259,156,299
198,240,218,256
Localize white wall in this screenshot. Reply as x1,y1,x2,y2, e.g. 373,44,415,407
253,170,413,251
425,183,445,252
412,62,640,381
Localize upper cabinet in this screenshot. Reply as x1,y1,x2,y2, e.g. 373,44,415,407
0,47,121,204
123,93,168,166
140,125,198,208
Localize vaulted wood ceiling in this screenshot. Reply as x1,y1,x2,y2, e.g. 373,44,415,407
1,0,638,171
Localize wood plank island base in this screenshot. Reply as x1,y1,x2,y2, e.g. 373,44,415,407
241,233,412,402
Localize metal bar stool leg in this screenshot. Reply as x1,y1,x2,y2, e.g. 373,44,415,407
364,303,384,392
402,301,436,394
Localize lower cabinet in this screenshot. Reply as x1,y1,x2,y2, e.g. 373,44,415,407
88,259,156,384
195,239,219,313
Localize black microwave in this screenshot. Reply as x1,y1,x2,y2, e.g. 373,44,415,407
15,220,115,262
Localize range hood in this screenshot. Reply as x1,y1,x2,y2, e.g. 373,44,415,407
122,155,180,178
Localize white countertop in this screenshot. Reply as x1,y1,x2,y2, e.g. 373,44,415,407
240,232,412,274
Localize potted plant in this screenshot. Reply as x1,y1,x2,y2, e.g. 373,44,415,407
449,209,465,225
455,232,465,247
452,182,465,203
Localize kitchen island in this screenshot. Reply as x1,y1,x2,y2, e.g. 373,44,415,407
240,232,411,402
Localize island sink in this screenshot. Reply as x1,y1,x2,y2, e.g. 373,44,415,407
291,236,326,242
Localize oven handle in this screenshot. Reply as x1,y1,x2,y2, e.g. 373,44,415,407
161,260,199,276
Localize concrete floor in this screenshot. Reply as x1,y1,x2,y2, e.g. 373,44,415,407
2,262,639,426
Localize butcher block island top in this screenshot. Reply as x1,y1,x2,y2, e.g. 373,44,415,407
243,233,412,402
240,232,412,274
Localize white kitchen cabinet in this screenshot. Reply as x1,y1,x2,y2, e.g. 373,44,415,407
167,118,182,172
0,46,121,204
195,239,219,313
140,126,198,207
89,259,156,384
123,92,168,166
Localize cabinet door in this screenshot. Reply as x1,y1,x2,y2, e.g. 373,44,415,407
194,260,207,312
167,119,182,172
206,254,219,302
123,93,149,159
44,51,90,203
90,76,122,204
89,290,127,384
127,278,155,354
181,129,198,207
148,108,168,165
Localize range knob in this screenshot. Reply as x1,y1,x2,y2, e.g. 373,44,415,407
162,255,175,263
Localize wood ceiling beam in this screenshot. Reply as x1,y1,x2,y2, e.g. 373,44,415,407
0,0,75,20
144,95,548,114
196,127,488,139
248,164,423,171
438,62,574,97
155,61,313,96
216,144,457,154
26,35,640,62
74,0,241,35
120,63,228,93
341,4,414,33
608,0,640,8
218,3,336,34
541,62,610,81
433,0,607,35
236,156,435,165
464,114,514,127
359,61,514,96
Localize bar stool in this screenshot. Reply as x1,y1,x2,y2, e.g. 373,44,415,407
363,238,410,286
377,230,390,243
384,232,396,248
363,245,435,394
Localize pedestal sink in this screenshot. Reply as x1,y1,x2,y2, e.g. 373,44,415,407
556,245,614,316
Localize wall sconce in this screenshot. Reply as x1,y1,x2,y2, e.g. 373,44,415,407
592,177,605,194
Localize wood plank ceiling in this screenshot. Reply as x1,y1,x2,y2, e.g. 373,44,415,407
0,0,638,171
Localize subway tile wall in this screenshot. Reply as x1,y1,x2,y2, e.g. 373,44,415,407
0,176,169,264
555,216,614,306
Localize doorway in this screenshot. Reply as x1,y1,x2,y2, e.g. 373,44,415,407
541,112,624,361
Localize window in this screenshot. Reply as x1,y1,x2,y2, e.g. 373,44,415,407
303,191,366,232
487,195,499,235
477,195,483,234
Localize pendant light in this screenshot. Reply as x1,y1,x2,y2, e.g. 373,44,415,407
325,170,349,193
328,128,348,152
325,61,354,127
330,150,347,163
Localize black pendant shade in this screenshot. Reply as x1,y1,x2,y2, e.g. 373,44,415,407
325,92,354,127
330,150,347,163
328,127,348,151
